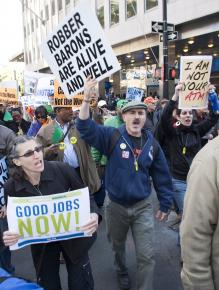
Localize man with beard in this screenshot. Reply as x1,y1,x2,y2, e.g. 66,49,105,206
76,78,173,290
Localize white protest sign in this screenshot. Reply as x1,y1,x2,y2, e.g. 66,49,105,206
0,157,8,209
179,56,212,109
126,87,144,101
7,187,91,250
41,0,120,99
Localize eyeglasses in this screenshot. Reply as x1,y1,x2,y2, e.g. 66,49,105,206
36,115,47,119
17,145,44,158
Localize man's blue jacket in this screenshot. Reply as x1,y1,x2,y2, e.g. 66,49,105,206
76,118,173,213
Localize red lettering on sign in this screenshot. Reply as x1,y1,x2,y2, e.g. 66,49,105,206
184,91,205,101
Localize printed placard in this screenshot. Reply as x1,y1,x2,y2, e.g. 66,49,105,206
0,157,9,209
179,56,212,109
126,87,144,101
41,0,120,99
53,80,83,108
0,88,18,105
7,187,91,250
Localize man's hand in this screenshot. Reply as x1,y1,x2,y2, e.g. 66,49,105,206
0,206,7,218
84,76,98,103
155,210,168,222
81,213,99,235
3,231,20,246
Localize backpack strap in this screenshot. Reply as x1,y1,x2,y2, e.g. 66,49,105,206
108,129,121,156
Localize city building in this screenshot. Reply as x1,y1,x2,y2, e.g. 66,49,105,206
22,0,219,97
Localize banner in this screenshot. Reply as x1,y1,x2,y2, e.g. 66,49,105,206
0,157,8,209
7,187,91,250
53,80,83,109
126,87,144,101
179,56,212,109
23,71,54,106
41,0,120,99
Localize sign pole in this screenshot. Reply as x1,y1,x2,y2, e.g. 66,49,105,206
162,0,169,98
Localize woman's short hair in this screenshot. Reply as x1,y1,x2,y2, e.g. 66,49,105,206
8,135,41,180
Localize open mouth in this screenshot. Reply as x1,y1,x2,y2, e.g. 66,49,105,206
133,120,140,125
34,160,43,167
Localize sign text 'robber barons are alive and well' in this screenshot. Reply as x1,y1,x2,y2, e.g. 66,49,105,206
41,0,120,98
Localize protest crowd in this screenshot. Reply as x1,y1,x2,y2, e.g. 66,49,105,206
0,4,219,290
0,74,219,290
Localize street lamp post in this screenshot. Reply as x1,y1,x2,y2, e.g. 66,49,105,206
162,0,169,98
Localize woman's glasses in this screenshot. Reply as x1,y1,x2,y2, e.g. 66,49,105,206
17,146,44,158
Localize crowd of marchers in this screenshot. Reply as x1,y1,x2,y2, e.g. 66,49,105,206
0,79,219,290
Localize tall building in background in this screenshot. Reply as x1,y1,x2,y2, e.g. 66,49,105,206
22,0,219,96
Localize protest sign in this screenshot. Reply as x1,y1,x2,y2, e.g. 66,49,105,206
53,80,83,108
179,56,212,109
126,87,144,102
41,0,120,99
0,81,18,105
0,88,18,105
0,157,8,209
7,187,91,250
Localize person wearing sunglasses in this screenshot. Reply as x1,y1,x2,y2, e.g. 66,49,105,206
3,135,101,290
27,106,50,137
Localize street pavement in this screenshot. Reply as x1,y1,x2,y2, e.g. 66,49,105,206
11,192,183,290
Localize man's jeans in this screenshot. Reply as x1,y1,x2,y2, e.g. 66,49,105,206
104,195,155,290
172,178,187,214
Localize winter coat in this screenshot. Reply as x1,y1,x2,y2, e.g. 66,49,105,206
181,136,219,290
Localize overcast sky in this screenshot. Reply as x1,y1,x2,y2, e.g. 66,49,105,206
0,0,23,66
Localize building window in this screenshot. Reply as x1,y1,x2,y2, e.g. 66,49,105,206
24,27,26,38
65,0,70,5
31,19,34,32
35,15,38,28
33,47,35,61
96,0,104,27
29,51,32,63
40,10,43,21
58,0,62,11
110,0,119,26
52,1,55,15
126,0,137,19
45,5,49,21
27,23,30,35
145,0,158,10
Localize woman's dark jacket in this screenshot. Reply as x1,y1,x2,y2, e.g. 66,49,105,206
4,161,100,263
161,100,219,181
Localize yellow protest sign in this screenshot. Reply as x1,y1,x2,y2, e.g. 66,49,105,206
179,56,212,109
54,80,83,109
0,87,18,105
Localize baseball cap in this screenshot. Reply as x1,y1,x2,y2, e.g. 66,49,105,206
116,99,129,109
144,97,156,104
98,100,107,108
121,100,147,113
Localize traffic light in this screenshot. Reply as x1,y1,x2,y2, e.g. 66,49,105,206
168,68,176,80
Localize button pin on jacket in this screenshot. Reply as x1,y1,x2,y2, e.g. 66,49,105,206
59,142,66,150
120,143,126,150
70,136,77,144
182,147,186,155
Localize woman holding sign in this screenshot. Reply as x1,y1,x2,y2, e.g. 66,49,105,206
3,135,100,290
161,83,219,219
